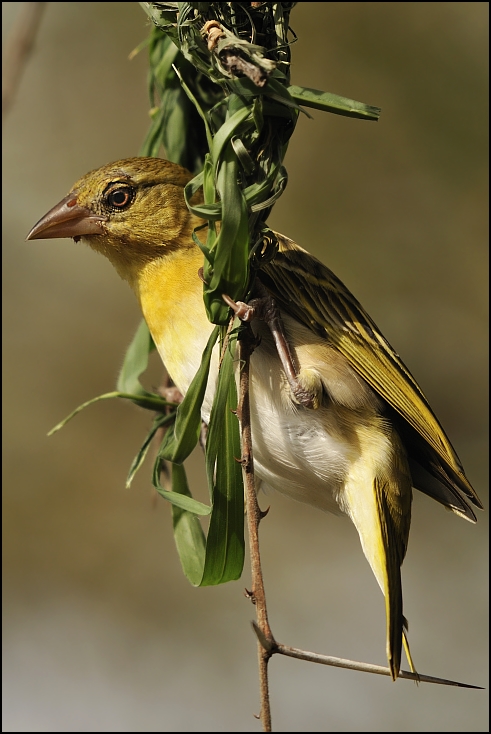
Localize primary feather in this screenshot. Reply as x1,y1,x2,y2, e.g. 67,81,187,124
259,235,481,521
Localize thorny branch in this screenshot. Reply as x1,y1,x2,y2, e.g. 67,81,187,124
251,629,483,690
237,324,273,732
233,309,481,734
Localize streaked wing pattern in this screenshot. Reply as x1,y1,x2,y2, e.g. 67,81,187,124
259,235,482,520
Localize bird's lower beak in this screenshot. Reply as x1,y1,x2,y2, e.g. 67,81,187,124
26,195,108,240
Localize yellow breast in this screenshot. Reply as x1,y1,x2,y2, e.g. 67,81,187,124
132,247,396,522
134,247,215,397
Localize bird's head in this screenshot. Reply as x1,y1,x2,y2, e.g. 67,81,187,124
27,157,200,283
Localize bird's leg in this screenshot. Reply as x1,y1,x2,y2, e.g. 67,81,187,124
158,384,184,405
222,286,317,409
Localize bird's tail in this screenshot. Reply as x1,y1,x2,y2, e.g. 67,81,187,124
379,528,403,680
373,466,414,680
402,618,418,678
343,427,412,679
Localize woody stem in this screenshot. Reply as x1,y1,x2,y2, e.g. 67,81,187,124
237,323,274,732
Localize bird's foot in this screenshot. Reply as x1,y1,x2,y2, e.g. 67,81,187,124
222,289,319,409
294,368,323,410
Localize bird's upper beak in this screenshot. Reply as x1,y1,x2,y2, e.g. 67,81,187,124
26,194,108,241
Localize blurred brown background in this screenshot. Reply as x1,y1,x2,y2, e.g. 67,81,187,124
3,3,488,731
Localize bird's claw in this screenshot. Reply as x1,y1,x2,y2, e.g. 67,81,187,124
222,294,256,321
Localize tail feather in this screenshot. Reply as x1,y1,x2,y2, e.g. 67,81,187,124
375,475,406,680
384,558,403,680
402,622,418,679
342,425,412,679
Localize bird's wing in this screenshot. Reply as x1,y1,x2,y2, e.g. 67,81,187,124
258,234,483,520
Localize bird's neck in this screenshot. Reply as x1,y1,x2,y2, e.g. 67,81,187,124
131,246,214,396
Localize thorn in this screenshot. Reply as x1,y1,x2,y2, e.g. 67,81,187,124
259,505,271,520
197,267,208,284
251,621,275,651
253,712,260,720
244,588,257,605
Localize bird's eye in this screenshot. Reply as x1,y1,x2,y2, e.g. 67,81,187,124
103,184,135,212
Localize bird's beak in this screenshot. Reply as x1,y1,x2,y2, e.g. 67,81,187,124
26,194,108,241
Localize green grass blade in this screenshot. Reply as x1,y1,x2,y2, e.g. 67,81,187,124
171,463,207,585
155,483,211,516
210,103,253,175
48,391,171,437
200,331,244,585
158,326,219,463
288,85,381,120
203,145,250,324
117,319,156,397
126,413,176,489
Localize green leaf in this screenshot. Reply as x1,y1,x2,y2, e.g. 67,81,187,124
126,412,176,489
158,326,219,463
243,161,288,212
154,34,180,85
48,390,171,437
140,104,166,157
288,85,381,121
210,102,253,177
171,463,207,585
159,85,192,162
117,319,156,398
200,329,244,585
203,144,250,324
155,481,212,516
231,136,255,176
173,63,213,150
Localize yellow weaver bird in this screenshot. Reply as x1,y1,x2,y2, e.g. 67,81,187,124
27,157,483,680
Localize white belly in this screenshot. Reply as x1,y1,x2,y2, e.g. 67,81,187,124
154,311,382,517
247,337,352,514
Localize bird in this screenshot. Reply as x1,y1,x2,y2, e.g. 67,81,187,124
27,156,483,680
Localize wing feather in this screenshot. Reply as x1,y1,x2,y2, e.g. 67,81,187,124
259,234,483,519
